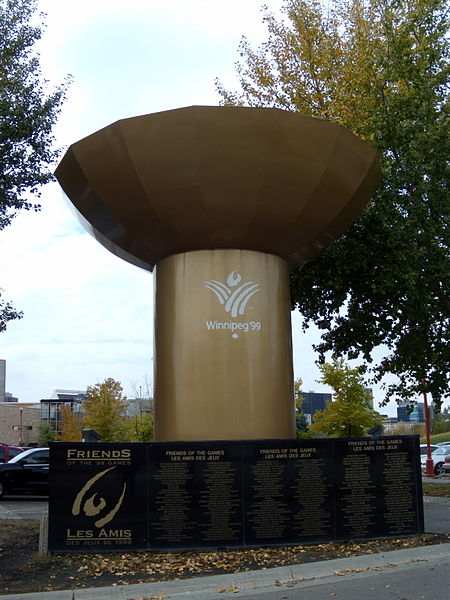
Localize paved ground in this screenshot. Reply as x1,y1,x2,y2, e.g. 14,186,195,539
423,495,450,533
0,542,449,600
0,496,47,520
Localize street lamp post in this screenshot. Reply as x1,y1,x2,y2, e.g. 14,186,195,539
423,378,435,477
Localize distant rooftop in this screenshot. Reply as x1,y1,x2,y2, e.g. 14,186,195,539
49,389,86,400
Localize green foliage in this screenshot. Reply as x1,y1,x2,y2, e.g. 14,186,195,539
123,412,154,442
296,411,311,438
123,386,154,441
294,377,304,411
422,430,450,444
0,0,69,331
217,0,449,409
294,377,311,437
431,407,450,435
310,359,383,437
35,420,54,446
83,378,128,442
0,290,22,332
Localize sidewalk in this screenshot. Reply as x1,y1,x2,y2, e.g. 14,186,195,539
423,475,450,484
1,542,449,600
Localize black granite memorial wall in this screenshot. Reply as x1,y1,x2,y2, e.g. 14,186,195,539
48,436,424,553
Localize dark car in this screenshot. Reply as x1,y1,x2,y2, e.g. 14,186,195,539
0,443,25,463
0,447,49,498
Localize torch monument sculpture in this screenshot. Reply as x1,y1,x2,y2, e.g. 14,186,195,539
55,106,380,442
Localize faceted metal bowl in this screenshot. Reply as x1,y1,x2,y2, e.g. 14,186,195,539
55,106,380,270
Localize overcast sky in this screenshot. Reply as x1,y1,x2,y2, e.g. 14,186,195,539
0,0,434,417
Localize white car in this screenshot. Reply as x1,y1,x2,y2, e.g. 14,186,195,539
421,446,450,476
442,455,450,476
420,443,439,456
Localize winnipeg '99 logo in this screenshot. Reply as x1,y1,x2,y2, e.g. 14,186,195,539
72,467,126,528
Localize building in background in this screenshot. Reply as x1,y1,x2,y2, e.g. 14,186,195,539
397,402,426,423
301,391,332,425
0,359,5,403
0,359,19,403
365,387,374,409
0,403,41,446
39,389,154,435
40,389,86,435
126,396,154,417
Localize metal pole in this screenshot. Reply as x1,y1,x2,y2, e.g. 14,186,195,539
422,378,434,477
19,407,24,446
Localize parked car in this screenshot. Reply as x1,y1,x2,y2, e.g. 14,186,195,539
436,441,450,446
0,447,49,498
420,443,439,456
0,443,25,463
421,446,450,476
442,455,450,475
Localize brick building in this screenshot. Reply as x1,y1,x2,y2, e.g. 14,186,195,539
0,403,41,446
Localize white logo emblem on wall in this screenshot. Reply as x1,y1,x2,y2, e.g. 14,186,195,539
205,271,260,317
204,271,262,339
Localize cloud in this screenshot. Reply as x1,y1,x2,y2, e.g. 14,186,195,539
37,1,283,142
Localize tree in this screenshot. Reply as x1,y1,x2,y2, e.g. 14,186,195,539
294,377,310,437
56,404,82,442
310,358,383,437
130,374,154,414
124,377,154,441
83,378,127,442
0,292,22,333
123,412,154,442
216,0,449,409
431,406,450,434
36,421,54,446
0,0,69,331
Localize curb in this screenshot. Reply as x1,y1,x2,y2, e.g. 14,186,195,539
1,542,450,600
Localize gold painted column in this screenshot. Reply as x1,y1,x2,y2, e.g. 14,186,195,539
54,106,381,444
154,249,295,441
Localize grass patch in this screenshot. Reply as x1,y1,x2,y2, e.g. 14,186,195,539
422,481,450,497
420,432,450,444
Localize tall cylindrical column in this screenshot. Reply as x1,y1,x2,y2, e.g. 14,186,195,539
154,249,295,441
